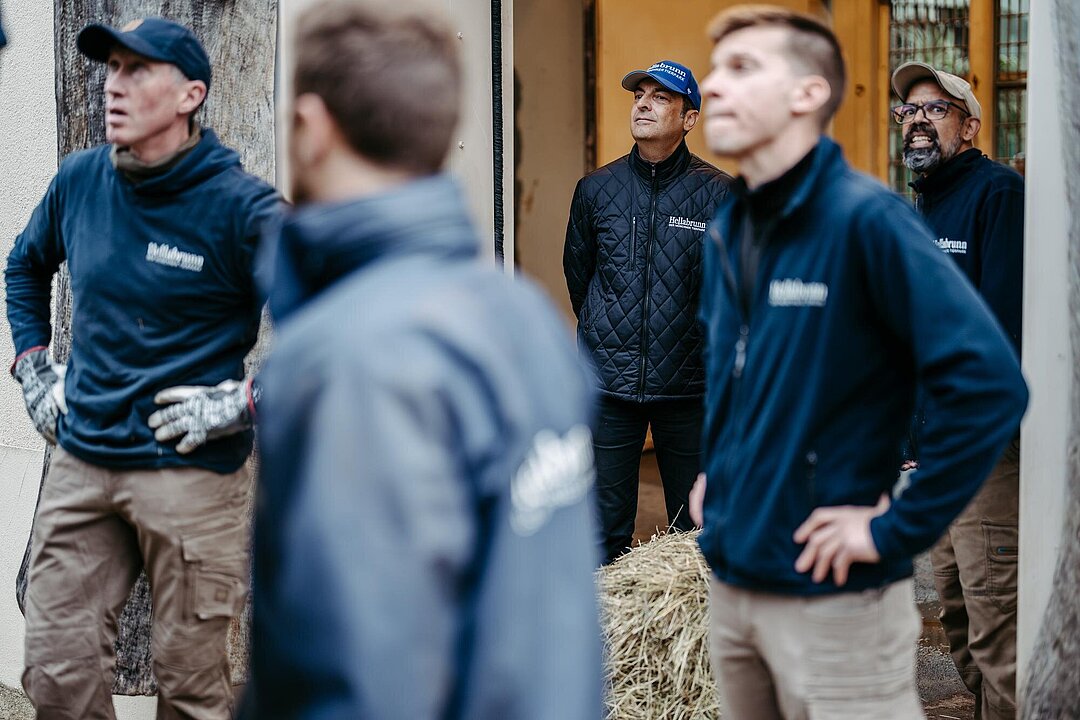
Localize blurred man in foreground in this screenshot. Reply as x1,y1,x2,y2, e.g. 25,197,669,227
242,1,603,718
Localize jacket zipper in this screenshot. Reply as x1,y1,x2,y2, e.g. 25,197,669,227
637,167,658,401
631,216,637,259
709,221,767,492
806,450,818,505
709,225,751,377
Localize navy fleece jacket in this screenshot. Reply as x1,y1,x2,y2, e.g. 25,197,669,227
911,148,1025,352
5,130,279,471
697,138,1028,595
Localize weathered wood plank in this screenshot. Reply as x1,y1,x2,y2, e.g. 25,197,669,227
16,0,276,696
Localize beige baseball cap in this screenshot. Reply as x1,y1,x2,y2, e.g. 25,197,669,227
891,61,981,120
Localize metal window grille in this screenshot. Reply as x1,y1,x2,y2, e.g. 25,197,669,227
995,0,1028,172
888,0,972,194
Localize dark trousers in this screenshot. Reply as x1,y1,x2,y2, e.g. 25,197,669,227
593,395,703,564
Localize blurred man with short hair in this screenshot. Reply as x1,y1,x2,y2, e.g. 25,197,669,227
690,7,1028,718
243,2,603,718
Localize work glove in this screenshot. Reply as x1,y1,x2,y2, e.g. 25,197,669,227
148,377,257,454
11,347,68,445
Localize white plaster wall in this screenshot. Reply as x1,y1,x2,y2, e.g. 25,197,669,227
0,447,43,689
1017,0,1070,694
0,0,53,694
0,0,54,452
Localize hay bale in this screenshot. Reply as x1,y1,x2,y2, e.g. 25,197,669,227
597,530,721,720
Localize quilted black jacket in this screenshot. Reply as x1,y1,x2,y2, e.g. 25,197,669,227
564,141,730,401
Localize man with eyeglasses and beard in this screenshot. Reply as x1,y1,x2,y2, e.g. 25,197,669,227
892,61,1025,720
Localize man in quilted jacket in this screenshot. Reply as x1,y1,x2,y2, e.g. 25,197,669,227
564,60,730,564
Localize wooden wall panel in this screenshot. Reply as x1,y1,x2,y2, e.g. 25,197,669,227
596,0,860,177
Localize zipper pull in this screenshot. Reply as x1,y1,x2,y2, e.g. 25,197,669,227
733,325,749,378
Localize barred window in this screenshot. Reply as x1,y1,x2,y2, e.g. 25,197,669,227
887,0,971,194
995,0,1028,173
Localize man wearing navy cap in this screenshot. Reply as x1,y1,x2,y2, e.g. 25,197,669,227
6,16,278,718
564,59,730,564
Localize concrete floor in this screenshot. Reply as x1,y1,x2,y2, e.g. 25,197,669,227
631,451,976,720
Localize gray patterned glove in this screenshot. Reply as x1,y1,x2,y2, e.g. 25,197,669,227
11,347,68,445
148,377,257,454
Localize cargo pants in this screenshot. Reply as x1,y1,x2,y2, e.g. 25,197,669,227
22,446,250,720
930,441,1020,720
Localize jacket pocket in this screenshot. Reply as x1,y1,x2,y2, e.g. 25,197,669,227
580,286,599,335
181,524,248,621
982,522,1018,613
579,299,591,333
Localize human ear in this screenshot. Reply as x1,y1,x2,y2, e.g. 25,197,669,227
961,116,981,142
683,108,699,133
791,75,831,117
178,80,207,115
291,93,336,168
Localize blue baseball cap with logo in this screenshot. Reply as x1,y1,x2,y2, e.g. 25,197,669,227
621,60,701,110
77,18,212,91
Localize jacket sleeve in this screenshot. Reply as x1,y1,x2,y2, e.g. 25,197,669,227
236,183,285,312
976,183,1025,352
5,174,66,358
858,195,1028,562
563,179,595,316
259,340,478,719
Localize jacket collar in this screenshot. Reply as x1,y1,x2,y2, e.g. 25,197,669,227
730,144,818,226
629,140,692,186
714,136,845,235
908,147,982,196
265,174,478,322
122,128,240,196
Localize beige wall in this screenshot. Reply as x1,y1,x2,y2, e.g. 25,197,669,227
595,0,825,175
513,0,585,319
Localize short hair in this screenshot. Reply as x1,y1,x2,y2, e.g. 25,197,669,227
293,0,461,174
708,5,846,125
680,94,694,117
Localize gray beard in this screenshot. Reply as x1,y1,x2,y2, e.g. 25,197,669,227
902,133,964,174
903,146,942,174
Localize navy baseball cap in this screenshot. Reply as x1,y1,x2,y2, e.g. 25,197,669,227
77,18,212,90
621,60,701,110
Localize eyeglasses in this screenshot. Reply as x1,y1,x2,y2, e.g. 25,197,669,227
891,99,970,124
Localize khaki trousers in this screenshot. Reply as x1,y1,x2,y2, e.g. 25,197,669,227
930,443,1020,720
22,446,250,720
709,577,924,720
